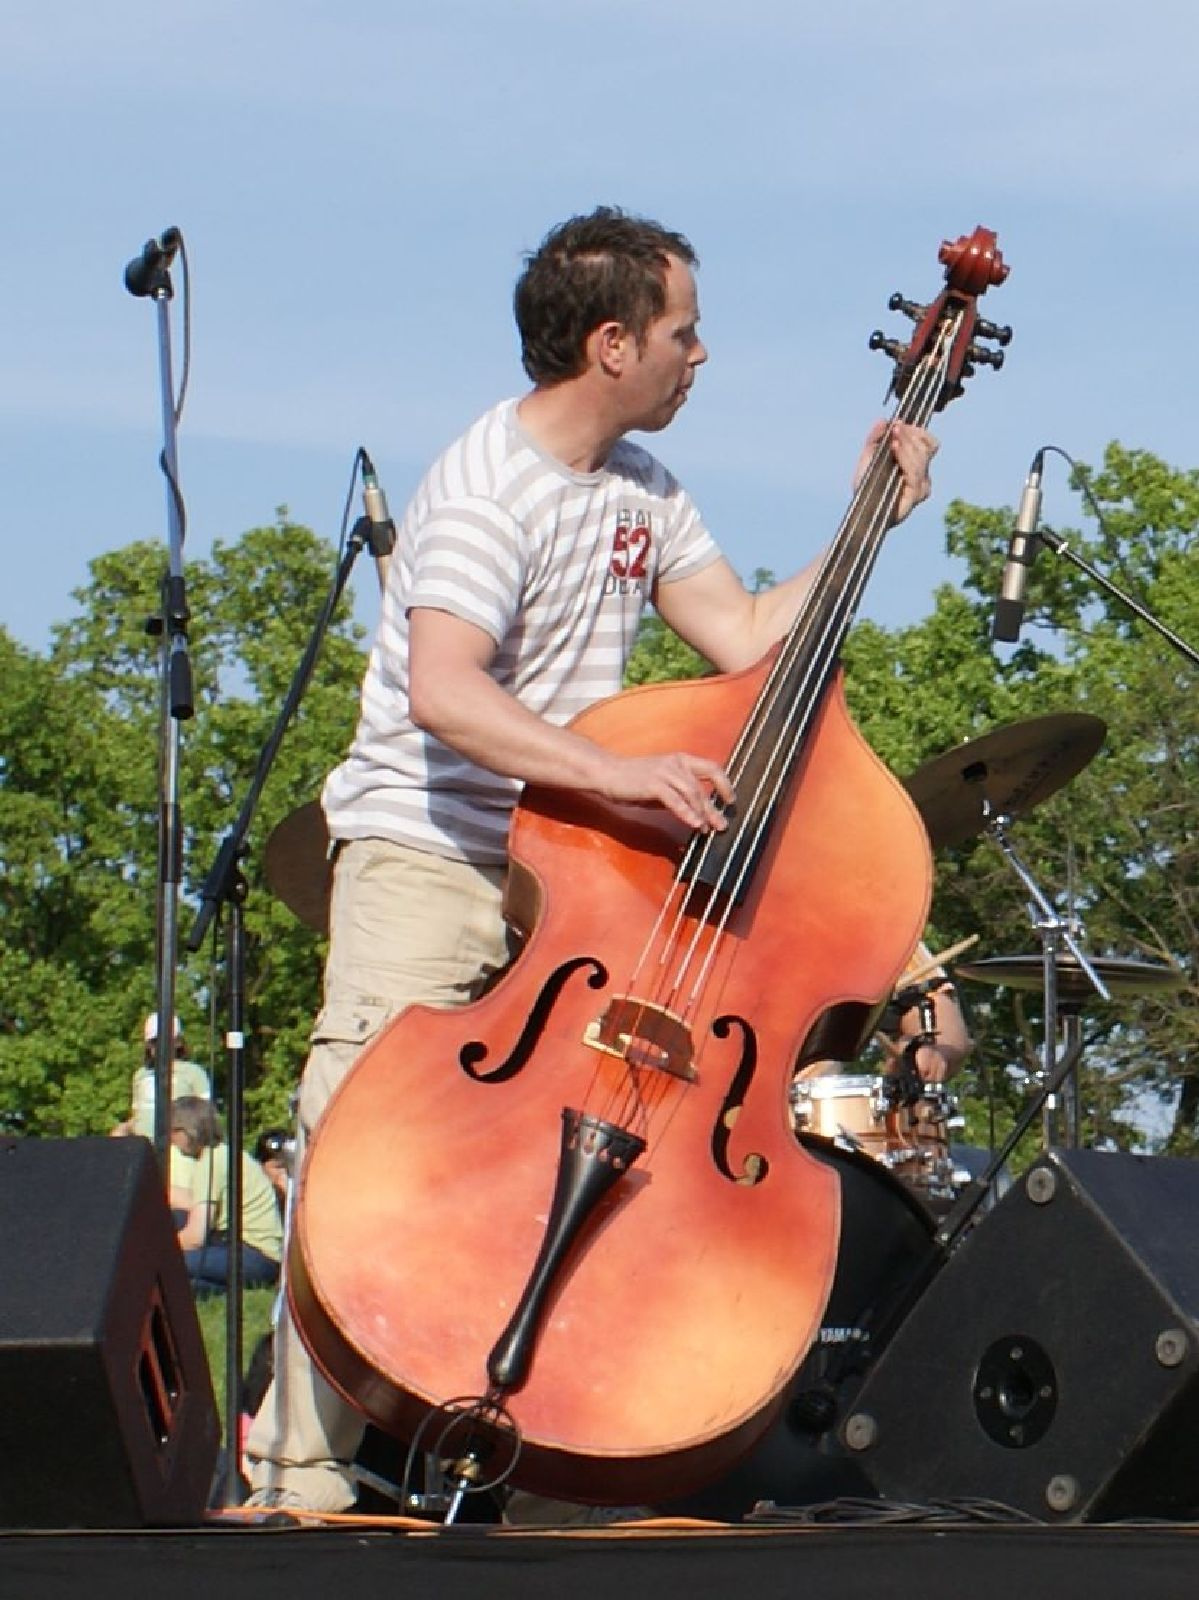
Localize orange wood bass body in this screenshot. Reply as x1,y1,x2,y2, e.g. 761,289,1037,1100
290,667,931,1502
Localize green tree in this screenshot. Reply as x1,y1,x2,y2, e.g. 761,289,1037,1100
9,452,1199,1162
0,515,367,1136
0,629,145,1131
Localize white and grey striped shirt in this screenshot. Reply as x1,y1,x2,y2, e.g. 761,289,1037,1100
322,398,721,864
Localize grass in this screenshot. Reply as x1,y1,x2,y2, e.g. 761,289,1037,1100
195,1285,278,1432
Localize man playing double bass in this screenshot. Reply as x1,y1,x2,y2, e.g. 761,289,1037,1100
247,206,939,1514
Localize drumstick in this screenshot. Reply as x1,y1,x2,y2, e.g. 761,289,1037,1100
903,933,979,988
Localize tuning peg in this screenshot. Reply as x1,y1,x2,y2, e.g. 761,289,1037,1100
869,330,908,362
887,292,926,323
965,344,1005,370
974,316,1013,347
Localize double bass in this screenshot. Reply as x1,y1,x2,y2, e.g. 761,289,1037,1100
290,229,1010,1505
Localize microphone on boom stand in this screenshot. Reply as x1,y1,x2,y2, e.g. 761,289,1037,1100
992,449,1045,643
360,450,396,592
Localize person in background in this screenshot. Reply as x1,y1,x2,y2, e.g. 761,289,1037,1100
113,1013,211,1138
253,1128,294,1216
169,1097,283,1296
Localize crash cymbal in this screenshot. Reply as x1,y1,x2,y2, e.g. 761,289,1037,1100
903,712,1107,849
263,800,331,933
957,953,1184,1006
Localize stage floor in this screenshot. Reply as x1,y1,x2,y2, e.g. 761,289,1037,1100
4,1512,1199,1600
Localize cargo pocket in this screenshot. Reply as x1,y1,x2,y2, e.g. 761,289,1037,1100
299,996,394,1133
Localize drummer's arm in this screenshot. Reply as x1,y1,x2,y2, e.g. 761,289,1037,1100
894,980,973,1085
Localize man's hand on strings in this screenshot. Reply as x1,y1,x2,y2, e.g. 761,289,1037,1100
600,752,734,834
853,419,939,525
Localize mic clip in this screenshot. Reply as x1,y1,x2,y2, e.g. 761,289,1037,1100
124,228,182,299
360,451,397,559
364,517,395,559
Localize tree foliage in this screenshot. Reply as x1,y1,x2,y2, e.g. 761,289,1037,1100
0,515,366,1137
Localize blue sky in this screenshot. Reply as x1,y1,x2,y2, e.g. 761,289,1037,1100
3,0,1198,654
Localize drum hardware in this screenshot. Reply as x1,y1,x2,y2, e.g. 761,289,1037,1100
833,1126,870,1157
904,713,1112,1151
790,1070,965,1212
793,937,973,1214
957,948,1184,1157
883,992,969,1209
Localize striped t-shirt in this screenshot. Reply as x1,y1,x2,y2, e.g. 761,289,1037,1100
322,398,721,864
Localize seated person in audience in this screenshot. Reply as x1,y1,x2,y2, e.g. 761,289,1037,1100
113,1012,212,1137
168,1097,283,1295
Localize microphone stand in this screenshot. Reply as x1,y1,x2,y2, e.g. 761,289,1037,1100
1037,524,1199,669
186,499,385,1507
125,235,194,1179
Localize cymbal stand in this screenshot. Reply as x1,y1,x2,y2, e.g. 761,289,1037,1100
980,801,1109,1146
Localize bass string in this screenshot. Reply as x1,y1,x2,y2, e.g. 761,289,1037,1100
657,322,955,1009
586,316,959,1139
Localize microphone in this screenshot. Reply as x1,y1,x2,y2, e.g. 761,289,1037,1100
992,449,1045,643
360,450,396,592
124,227,183,298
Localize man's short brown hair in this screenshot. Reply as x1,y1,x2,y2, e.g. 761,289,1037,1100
514,206,697,385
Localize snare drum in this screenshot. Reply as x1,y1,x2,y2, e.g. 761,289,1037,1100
790,1072,885,1150
790,1071,966,1213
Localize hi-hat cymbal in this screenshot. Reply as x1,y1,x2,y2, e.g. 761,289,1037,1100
903,712,1107,849
263,800,331,933
957,953,1184,1006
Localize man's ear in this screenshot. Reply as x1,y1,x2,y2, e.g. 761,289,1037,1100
591,319,630,377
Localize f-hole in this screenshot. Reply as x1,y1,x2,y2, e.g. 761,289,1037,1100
709,1014,767,1185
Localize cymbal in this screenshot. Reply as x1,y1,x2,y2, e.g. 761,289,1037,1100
263,801,331,933
957,953,1185,1006
903,712,1107,849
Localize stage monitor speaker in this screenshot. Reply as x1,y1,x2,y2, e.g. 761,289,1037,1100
841,1148,1199,1522
0,1136,220,1528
